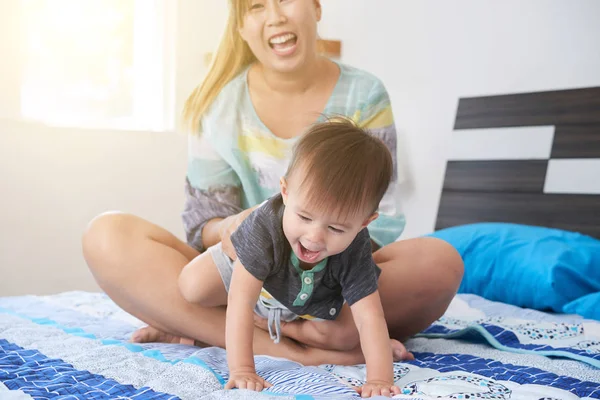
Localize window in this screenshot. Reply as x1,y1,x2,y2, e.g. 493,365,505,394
19,0,176,131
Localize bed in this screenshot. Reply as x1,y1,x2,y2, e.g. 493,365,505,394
2,86,599,399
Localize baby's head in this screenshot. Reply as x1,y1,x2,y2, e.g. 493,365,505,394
280,118,393,265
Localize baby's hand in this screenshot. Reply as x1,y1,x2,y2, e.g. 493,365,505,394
225,371,272,392
355,381,400,398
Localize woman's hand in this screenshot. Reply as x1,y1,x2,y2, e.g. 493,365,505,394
218,206,258,260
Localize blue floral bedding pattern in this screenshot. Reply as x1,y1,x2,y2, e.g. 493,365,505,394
0,292,598,399
419,296,600,369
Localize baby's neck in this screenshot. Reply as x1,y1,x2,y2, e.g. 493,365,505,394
299,260,318,271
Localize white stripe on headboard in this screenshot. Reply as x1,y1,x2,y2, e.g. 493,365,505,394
544,159,600,195
449,126,555,161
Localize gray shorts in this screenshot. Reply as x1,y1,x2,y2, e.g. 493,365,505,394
208,242,299,343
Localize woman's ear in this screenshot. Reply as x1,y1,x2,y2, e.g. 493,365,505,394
314,0,322,21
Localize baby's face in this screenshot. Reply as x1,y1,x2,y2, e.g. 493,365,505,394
280,176,377,268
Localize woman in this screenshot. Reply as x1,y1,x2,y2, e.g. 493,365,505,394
82,0,463,367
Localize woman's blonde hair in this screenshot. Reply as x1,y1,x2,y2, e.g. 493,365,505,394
182,0,255,134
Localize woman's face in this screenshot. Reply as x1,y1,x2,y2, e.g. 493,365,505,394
239,0,321,74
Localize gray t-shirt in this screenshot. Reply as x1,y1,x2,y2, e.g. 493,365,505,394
230,194,381,320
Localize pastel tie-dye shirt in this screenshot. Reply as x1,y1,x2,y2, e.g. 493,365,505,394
183,62,405,251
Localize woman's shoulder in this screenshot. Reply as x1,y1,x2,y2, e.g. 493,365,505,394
206,69,249,116
329,62,391,117
200,68,251,138
336,62,388,96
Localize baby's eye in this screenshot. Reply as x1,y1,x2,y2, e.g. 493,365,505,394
297,214,311,222
329,226,344,234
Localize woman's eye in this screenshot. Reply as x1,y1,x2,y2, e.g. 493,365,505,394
249,2,264,10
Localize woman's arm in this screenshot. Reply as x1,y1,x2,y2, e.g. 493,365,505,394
184,128,245,252
201,204,260,258
200,216,225,250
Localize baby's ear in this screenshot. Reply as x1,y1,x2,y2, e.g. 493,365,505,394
362,212,379,228
280,177,289,205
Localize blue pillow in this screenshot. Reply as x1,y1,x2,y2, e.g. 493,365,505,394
428,223,600,319
564,292,600,320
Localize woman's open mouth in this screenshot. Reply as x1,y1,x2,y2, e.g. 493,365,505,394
268,33,297,56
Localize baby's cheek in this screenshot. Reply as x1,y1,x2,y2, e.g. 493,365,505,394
329,237,352,255
282,216,300,243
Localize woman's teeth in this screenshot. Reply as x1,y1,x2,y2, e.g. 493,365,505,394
270,35,293,44
269,33,296,45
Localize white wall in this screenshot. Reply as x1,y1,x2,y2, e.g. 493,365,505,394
0,0,228,296
2,0,600,295
318,0,600,239
0,121,188,295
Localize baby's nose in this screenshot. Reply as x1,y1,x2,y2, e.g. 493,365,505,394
305,230,325,246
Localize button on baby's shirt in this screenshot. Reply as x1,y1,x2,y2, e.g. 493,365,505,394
303,277,312,285
329,308,336,316
299,293,309,301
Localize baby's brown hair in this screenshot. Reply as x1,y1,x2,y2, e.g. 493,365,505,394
285,118,393,219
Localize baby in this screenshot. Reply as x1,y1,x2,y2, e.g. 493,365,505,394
179,118,404,397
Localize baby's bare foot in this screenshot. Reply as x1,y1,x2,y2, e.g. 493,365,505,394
391,339,414,362
130,325,196,346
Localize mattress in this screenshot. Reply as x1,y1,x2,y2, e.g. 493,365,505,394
1,291,598,399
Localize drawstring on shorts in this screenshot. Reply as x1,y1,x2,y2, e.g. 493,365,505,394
267,308,282,344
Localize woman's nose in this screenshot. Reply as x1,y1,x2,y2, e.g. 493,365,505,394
266,1,287,26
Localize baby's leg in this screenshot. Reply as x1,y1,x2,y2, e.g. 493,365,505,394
178,247,229,307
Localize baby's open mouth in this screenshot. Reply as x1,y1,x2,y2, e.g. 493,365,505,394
298,242,320,262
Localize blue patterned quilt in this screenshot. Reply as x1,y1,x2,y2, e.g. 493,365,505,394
0,292,598,399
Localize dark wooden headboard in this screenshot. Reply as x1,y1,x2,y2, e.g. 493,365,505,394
436,86,600,239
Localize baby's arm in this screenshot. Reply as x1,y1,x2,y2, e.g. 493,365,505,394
225,259,272,391
350,290,400,398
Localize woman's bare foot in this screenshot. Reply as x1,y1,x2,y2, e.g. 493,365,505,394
130,325,197,346
391,339,414,361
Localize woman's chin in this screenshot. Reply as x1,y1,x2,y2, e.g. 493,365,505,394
260,50,314,74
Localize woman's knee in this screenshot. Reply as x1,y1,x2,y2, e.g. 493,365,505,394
378,236,463,290
427,237,464,289
82,212,140,271
376,237,464,339
405,236,464,295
